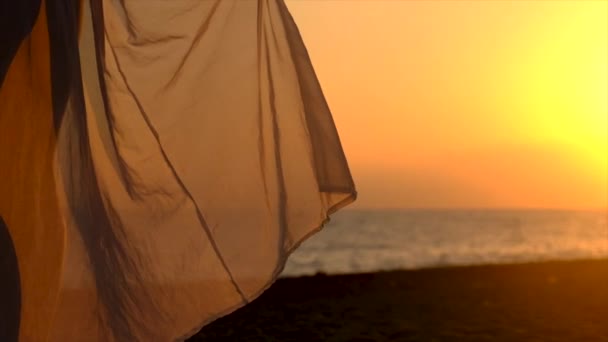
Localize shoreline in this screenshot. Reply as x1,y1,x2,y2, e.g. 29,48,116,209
192,258,608,341
282,255,608,278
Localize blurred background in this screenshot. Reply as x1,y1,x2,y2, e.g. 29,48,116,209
282,0,607,276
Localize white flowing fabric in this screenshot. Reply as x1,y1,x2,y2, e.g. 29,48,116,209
0,0,355,341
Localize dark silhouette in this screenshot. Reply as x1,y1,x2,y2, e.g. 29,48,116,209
0,216,20,342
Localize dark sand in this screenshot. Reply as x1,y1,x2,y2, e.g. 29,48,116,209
190,259,608,341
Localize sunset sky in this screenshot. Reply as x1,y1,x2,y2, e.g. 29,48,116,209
287,0,608,209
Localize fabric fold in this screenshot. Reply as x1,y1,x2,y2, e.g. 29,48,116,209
0,1,356,340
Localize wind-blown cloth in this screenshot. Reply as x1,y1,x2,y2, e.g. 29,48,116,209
0,1,356,340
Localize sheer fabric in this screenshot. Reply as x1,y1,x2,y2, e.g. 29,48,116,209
0,1,356,341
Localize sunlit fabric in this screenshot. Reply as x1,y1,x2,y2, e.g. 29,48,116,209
0,1,356,340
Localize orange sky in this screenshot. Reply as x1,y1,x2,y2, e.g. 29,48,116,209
287,0,608,209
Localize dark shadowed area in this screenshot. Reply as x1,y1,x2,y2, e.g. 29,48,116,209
192,259,608,341
0,217,20,342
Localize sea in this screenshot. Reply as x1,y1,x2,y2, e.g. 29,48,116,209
281,209,608,277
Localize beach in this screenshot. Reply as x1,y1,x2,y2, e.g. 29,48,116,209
191,259,608,341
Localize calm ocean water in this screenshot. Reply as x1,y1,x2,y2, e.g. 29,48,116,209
282,209,608,276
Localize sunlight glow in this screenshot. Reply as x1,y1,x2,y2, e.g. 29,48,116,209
288,0,608,208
